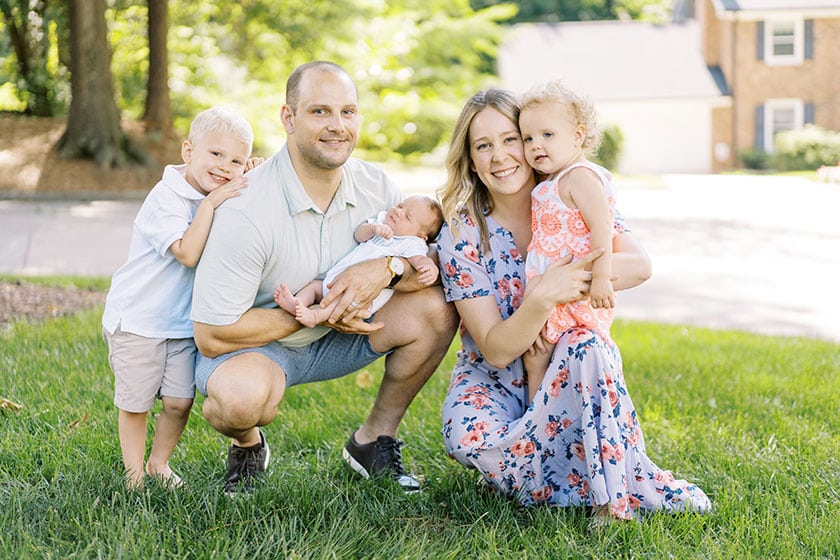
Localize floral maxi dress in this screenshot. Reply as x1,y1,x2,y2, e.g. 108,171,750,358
437,214,711,519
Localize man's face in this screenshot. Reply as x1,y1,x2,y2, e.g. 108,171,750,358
283,69,360,170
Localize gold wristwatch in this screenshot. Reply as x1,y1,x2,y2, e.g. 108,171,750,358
386,256,404,288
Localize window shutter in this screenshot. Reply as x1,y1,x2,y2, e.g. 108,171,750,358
804,19,814,60
755,105,765,149
805,103,814,124
757,21,764,60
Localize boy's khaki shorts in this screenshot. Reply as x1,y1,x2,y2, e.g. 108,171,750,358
104,327,196,413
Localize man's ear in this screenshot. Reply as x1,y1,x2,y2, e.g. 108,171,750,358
281,105,295,134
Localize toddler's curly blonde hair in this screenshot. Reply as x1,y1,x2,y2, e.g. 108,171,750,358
520,80,601,155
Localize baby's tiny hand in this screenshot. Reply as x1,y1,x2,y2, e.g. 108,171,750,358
372,224,394,239
415,260,439,286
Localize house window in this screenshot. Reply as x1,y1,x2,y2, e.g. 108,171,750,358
764,99,803,152
765,18,804,65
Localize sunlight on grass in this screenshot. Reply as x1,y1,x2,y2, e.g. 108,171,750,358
1,301,838,558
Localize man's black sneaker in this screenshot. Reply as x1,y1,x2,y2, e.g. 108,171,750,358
342,430,421,493
224,428,270,496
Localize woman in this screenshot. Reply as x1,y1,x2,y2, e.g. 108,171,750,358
435,88,711,524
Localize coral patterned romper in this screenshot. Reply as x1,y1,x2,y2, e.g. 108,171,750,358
526,160,618,343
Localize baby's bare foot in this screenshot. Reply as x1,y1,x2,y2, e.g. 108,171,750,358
294,301,320,328
275,284,298,315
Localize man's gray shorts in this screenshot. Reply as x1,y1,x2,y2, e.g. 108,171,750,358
194,330,387,396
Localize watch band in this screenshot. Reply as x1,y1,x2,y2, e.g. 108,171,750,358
386,256,403,288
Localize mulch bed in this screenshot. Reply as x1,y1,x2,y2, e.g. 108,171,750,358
0,280,106,330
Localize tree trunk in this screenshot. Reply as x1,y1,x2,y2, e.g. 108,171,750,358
57,0,150,168
143,0,172,134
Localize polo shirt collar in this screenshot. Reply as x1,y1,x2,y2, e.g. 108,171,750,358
278,144,358,216
163,164,206,201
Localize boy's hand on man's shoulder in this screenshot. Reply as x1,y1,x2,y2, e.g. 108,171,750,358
245,157,265,172
205,177,248,209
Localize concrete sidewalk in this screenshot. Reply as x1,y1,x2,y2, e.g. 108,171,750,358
2,172,838,343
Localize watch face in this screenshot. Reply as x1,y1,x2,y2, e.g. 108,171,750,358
390,257,405,275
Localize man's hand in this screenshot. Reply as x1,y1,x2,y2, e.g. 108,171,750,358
324,315,384,335
320,259,389,323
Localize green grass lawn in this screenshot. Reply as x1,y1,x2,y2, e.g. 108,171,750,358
2,285,838,559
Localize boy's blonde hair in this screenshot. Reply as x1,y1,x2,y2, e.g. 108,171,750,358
188,106,254,150
520,80,601,154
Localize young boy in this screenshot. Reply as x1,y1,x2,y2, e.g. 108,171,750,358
102,106,262,489
274,195,443,328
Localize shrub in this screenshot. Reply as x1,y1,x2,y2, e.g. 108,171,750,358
739,147,770,170
773,125,840,171
592,124,623,170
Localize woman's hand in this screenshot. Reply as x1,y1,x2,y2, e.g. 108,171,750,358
530,248,605,307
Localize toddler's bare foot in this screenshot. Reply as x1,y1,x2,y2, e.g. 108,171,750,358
125,471,144,491
145,463,184,489
274,284,298,315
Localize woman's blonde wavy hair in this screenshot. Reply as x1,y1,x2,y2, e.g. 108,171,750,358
437,88,523,251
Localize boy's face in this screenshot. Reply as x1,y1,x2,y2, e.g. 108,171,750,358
384,196,437,240
519,101,585,176
182,132,251,195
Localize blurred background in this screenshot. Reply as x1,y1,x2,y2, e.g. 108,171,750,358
3,0,839,191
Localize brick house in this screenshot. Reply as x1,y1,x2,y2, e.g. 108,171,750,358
699,0,840,171
497,0,840,173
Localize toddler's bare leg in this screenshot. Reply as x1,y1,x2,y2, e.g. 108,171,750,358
145,396,193,487
523,342,556,403
118,409,148,489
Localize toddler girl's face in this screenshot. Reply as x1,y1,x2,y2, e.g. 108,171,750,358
519,102,585,176
182,132,252,195
384,197,436,239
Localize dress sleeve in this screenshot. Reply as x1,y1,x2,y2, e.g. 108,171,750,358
613,207,629,235
435,219,493,303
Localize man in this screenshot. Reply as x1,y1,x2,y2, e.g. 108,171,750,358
190,61,458,495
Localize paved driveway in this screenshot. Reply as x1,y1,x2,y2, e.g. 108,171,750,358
2,172,838,343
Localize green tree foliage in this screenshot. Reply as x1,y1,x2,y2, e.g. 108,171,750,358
0,0,68,115
155,0,512,159
3,0,511,159
470,0,672,23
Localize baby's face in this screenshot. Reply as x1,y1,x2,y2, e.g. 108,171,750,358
182,132,252,195
384,196,436,239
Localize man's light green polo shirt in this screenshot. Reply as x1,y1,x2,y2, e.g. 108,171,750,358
191,145,403,347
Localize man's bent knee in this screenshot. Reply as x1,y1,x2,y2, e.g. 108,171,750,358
204,352,285,431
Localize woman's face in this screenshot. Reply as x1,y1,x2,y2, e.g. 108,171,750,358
468,108,535,199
